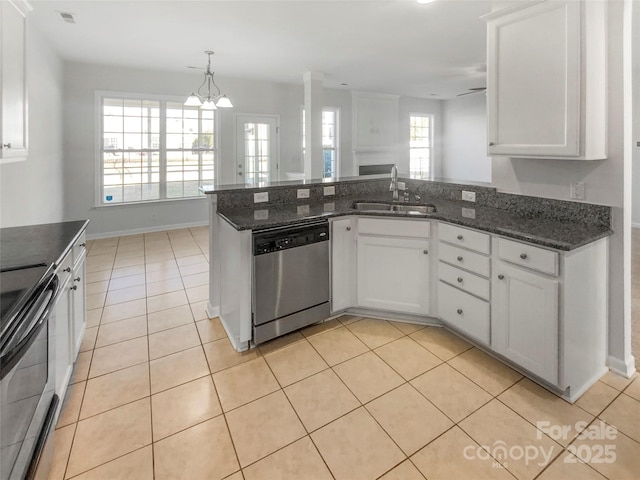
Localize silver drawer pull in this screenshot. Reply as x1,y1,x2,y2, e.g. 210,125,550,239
63,267,71,273
71,285,77,291
520,253,528,260
423,249,429,255
346,226,351,231
457,235,463,240
74,276,81,282
457,309,463,315
498,274,505,280
79,242,87,247
457,256,463,262
457,277,463,283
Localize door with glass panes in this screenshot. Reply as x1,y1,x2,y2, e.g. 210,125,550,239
236,115,279,183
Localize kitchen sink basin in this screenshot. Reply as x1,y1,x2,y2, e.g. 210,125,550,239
352,202,437,214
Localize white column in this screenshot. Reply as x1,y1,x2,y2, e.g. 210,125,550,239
304,71,324,180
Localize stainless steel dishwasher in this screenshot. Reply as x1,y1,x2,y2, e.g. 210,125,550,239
252,220,330,344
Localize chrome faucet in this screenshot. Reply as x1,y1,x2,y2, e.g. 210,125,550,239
390,165,399,201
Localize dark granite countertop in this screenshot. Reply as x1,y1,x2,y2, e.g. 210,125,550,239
217,196,612,251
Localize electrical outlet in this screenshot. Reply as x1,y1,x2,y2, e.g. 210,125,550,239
254,192,269,203
461,208,476,219
323,186,335,196
253,209,269,220
398,181,406,191
151,212,157,221
297,189,310,199
570,182,585,200
462,190,476,202
297,205,310,215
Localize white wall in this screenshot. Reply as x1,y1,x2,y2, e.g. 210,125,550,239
491,1,634,375
441,93,490,183
0,21,64,228
631,1,640,227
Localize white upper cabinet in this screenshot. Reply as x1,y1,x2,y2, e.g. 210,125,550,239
483,0,606,160
0,0,30,163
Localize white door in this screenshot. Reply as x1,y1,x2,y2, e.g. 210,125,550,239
331,217,356,313
236,115,279,183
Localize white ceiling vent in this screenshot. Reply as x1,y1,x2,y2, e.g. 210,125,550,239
58,12,76,24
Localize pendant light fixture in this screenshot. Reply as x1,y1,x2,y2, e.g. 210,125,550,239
185,51,233,109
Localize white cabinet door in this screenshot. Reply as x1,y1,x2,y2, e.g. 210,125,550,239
0,1,29,162
71,258,86,357
494,262,559,385
54,274,73,397
484,1,605,160
357,235,430,315
331,217,356,312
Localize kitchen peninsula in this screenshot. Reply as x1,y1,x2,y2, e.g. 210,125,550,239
203,176,612,402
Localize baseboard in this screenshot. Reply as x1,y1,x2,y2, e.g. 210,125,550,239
219,314,250,352
345,307,441,326
85,221,208,240
607,353,637,378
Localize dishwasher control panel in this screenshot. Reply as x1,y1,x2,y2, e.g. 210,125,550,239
253,222,329,255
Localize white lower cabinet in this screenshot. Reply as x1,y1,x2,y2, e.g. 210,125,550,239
494,262,559,385
357,234,430,315
438,281,490,345
331,217,356,313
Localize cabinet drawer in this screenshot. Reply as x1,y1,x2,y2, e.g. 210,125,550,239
439,223,490,254
438,262,490,300
498,238,558,276
438,281,490,345
439,242,490,277
358,218,430,238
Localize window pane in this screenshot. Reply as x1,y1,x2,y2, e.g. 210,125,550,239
409,115,431,178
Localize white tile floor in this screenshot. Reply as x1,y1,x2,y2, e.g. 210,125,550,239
48,227,640,479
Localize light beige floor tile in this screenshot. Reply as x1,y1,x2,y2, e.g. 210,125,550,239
86,271,111,284
179,262,209,276
378,460,426,480
86,292,106,310
81,363,150,419
190,300,211,320
410,326,472,361
95,315,147,348
264,340,328,387
571,419,640,480
80,326,98,352
226,391,306,467
196,317,227,343
148,323,201,360
599,393,640,442
154,416,239,480
599,370,637,391
388,321,426,335
104,285,146,306
202,337,260,373
107,273,145,291
213,357,280,411
88,245,117,256
101,298,146,324
147,290,189,314
310,407,405,480
145,259,178,273
337,314,364,326
112,255,145,269
536,451,606,480
176,254,207,267
144,253,175,264
284,369,360,432
151,376,222,441
186,284,209,304
499,378,595,446
374,336,442,380
449,348,523,396
89,337,149,378
57,381,86,428
150,346,210,394
411,426,517,480
70,351,92,385
110,265,146,279
86,309,102,328
145,277,184,297
367,384,453,455
300,318,343,338
145,267,181,284
459,399,561,480
576,381,620,416
147,304,194,334
334,351,404,403
257,331,305,356
243,436,332,480
86,280,109,296
66,399,152,478
48,423,75,480
181,271,209,289
346,318,404,349
624,376,640,401
410,364,492,422
306,326,368,366
71,446,154,480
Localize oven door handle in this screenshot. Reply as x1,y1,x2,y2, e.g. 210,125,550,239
0,276,58,380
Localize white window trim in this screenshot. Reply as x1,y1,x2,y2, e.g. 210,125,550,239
94,90,220,207
409,112,434,180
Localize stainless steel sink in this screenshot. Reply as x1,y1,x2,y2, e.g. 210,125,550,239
352,202,437,214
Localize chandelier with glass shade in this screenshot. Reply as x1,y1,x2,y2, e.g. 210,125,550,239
184,51,233,110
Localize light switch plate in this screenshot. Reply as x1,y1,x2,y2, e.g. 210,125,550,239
297,189,310,199
461,190,476,202
570,182,585,200
254,192,269,203
324,186,336,196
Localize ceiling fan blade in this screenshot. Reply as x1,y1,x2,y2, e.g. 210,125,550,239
456,87,487,97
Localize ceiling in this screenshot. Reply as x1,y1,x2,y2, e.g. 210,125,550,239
28,0,492,99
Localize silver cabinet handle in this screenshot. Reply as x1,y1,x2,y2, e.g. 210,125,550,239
71,285,77,291
520,253,528,260
79,242,87,247
489,142,495,146
423,249,429,255
457,235,463,240
346,226,351,231
498,274,505,280
457,309,463,315
457,256,463,262
63,267,71,273
74,276,81,282
457,277,463,283
3,143,11,149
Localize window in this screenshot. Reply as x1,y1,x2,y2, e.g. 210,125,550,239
409,114,432,179
99,95,215,205
302,107,340,178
